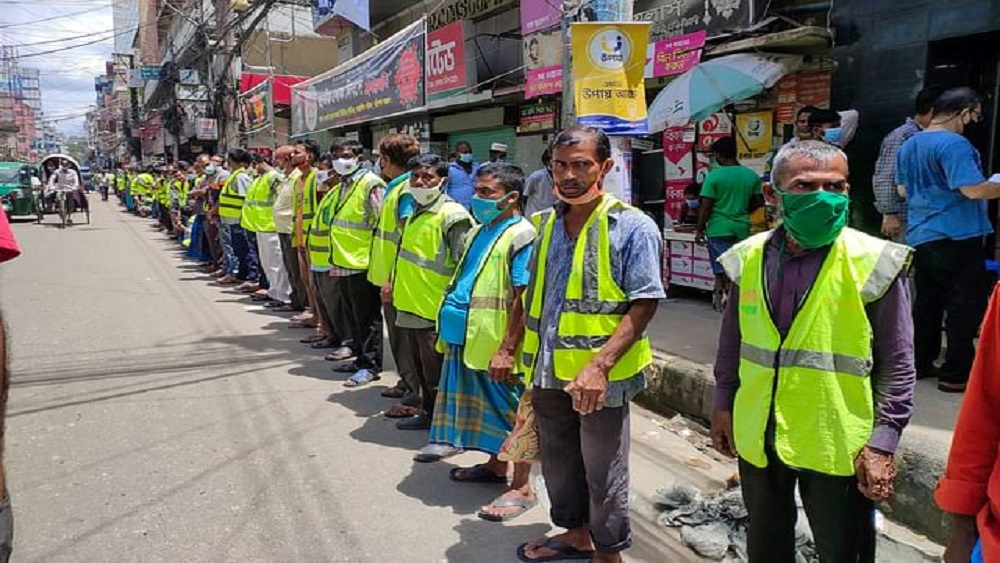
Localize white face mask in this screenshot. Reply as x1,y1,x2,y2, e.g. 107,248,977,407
409,183,443,206
331,158,359,176
316,170,329,185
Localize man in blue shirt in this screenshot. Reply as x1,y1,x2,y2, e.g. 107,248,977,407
446,140,478,208
896,87,1000,392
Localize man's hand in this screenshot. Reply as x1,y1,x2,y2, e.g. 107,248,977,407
710,409,737,457
380,282,393,305
488,348,517,383
943,515,979,563
881,214,903,237
694,230,707,245
855,446,898,501
564,363,608,415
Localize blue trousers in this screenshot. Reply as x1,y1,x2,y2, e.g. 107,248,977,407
230,224,259,282
220,222,238,276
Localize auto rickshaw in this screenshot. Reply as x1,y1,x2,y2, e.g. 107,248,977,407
0,161,38,219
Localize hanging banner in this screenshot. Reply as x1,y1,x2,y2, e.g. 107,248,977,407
426,21,472,101
520,0,562,34
644,30,705,78
240,78,273,135
524,28,563,99
292,20,425,136
572,22,651,135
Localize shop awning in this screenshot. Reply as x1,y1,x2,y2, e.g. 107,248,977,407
706,26,832,57
239,73,308,106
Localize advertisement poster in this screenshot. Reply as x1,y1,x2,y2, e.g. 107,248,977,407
774,74,798,124
239,78,272,135
796,71,832,108
524,28,563,99
665,180,690,222
572,22,651,135
644,30,705,78
635,0,761,41
663,126,695,182
195,118,217,140
519,102,557,133
292,20,424,136
426,21,470,101
735,111,773,175
696,112,732,151
520,0,561,34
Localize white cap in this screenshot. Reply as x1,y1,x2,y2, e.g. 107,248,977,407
490,142,508,152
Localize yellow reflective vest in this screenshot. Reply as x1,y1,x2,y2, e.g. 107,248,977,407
218,169,249,221
438,217,536,371
719,227,912,476
368,172,410,286
292,168,317,248
521,195,653,385
307,187,338,270
241,169,280,232
329,171,385,270
393,194,472,321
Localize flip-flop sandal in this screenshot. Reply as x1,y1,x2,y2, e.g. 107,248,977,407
516,539,595,562
478,495,538,522
344,370,380,387
384,405,422,419
299,334,327,344
380,387,406,399
449,465,507,484
331,362,360,373
310,340,338,349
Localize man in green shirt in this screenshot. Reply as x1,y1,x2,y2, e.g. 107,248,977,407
695,137,763,310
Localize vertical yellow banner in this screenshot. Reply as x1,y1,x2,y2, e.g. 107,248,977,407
571,22,651,135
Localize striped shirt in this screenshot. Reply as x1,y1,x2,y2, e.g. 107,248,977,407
873,118,921,216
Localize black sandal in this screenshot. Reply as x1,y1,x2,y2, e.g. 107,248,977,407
449,464,506,484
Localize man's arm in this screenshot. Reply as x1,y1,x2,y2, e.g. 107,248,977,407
696,176,717,243
711,283,741,457
958,181,1000,200
867,273,916,454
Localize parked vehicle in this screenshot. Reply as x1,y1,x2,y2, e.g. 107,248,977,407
0,162,39,218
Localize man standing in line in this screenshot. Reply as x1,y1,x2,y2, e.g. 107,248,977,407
695,137,762,311
218,149,259,289
516,127,664,563
522,148,556,217
271,146,308,314
446,140,478,208
368,134,423,416
291,141,324,334
304,151,348,353
325,139,386,385
388,154,473,430
711,141,915,562
242,153,289,307
872,87,941,241
896,87,1000,392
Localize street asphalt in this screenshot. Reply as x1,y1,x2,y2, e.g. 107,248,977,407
0,200,713,563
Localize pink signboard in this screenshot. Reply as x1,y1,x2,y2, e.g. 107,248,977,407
426,21,468,100
645,30,706,78
520,0,562,35
526,66,563,99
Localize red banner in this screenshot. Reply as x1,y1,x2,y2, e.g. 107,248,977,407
426,21,468,100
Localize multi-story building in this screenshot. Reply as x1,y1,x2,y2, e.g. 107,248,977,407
18,68,42,146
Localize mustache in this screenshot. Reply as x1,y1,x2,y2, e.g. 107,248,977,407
557,181,585,190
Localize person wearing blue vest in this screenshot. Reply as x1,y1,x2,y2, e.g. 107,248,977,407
516,127,664,563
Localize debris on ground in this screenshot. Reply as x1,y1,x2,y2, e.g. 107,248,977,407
655,483,817,562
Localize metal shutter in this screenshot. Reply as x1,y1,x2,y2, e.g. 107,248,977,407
448,127,517,164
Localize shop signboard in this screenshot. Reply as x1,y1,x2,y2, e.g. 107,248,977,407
775,74,799,124
524,28,563,99
428,0,518,30
696,112,732,151
426,21,472,102
139,65,161,80
796,71,832,108
644,30,706,78
240,78,272,135
735,111,773,175
520,0,561,34
635,0,762,41
572,22,652,135
195,117,217,140
292,20,425,136
519,102,557,133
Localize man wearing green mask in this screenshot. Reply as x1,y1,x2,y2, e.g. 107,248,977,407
710,141,916,562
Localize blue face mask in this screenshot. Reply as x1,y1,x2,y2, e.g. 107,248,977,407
186,173,195,181
205,165,217,175
822,127,842,144
685,198,701,209
471,193,515,225
458,153,474,164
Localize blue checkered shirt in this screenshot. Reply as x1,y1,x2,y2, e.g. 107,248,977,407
873,118,921,216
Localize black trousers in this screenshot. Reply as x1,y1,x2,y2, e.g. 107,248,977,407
278,233,307,311
397,326,442,413
330,273,382,371
313,273,347,344
384,303,420,407
740,450,875,563
913,237,990,384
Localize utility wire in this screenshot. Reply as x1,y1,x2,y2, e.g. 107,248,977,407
0,4,106,29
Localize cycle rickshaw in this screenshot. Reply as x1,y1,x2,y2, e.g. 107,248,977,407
34,154,90,228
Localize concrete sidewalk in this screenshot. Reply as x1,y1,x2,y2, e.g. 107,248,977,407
641,289,960,546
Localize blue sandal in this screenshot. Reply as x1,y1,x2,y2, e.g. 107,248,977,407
344,369,380,387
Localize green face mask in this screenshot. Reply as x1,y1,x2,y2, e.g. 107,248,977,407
778,189,849,249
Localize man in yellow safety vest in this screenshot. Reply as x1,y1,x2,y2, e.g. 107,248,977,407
711,140,915,562
387,154,473,431
516,127,664,563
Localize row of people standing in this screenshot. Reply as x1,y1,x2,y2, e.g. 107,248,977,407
115,126,666,563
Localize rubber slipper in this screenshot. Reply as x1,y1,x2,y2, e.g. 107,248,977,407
478,495,538,522
343,369,380,388
299,334,327,344
384,405,422,419
516,539,595,562
310,340,338,349
331,362,360,373
449,464,507,484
